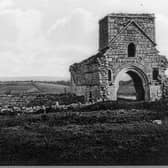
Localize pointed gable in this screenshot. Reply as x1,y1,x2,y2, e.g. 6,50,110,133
108,20,156,47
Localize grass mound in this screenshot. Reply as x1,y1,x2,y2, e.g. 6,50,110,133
0,108,167,165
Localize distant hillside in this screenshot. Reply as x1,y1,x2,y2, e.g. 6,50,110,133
0,76,69,81
39,80,70,86
0,79,135,97
32,81,70,94
119,80,134,86
118,80,136,97
0,81,70,95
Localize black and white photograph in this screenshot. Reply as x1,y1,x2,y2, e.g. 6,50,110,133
0,0,168,165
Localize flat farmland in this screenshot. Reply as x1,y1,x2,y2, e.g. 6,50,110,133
33,82,70,94
0,81,70,94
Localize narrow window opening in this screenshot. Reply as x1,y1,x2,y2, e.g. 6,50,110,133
108,70,112,81
153,68,159,80
89,91,92,102
128,43,136,57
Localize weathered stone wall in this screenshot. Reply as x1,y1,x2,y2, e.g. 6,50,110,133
99,13,155,50
104,21,161,83
98,15,166,101
70,13,168,102
161,77,168,99
99,17,109,52
70,55,103,102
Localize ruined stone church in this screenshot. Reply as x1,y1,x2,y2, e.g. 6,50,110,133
69,13,168,102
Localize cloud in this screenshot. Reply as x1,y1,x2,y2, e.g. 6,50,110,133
0,51,24,76
41,8,101,78
14,0,49,10
0,0,167,79
155,13,168,56
14,9,45,51
47,8,98,50
0,7,47,52
0,7,96,78
0,6,51,76
29,45,95,78
0,0,14,9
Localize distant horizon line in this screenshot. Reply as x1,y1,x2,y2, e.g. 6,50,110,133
0,76,70,81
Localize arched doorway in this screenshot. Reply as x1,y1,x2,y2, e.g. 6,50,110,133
113,66,149,101
117,71,145,100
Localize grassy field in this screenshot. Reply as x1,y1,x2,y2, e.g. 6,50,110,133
0,80,133,97
33,82,70,94
0,81,70,95
0,81,168,165
118,80,136,97
0,105,168,165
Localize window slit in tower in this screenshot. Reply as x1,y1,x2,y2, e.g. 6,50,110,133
153,68,159,80
108,70,112,81
128,43,136,57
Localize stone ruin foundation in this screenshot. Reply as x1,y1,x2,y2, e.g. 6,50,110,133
70,13,168,103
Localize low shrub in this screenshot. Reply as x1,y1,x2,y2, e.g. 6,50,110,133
41,114,49,122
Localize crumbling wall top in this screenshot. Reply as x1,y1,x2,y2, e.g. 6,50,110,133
99,13,155,22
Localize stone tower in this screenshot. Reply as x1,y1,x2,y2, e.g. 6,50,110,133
99,13,155,50
70,13,168,102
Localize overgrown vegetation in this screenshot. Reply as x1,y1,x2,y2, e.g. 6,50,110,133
27,93,85,106
78,99,168,118
0,106,168,165
0,98,168,165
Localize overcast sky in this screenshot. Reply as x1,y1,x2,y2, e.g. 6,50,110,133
0,0,168,79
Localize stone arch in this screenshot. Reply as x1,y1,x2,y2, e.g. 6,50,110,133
113,65,150,101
